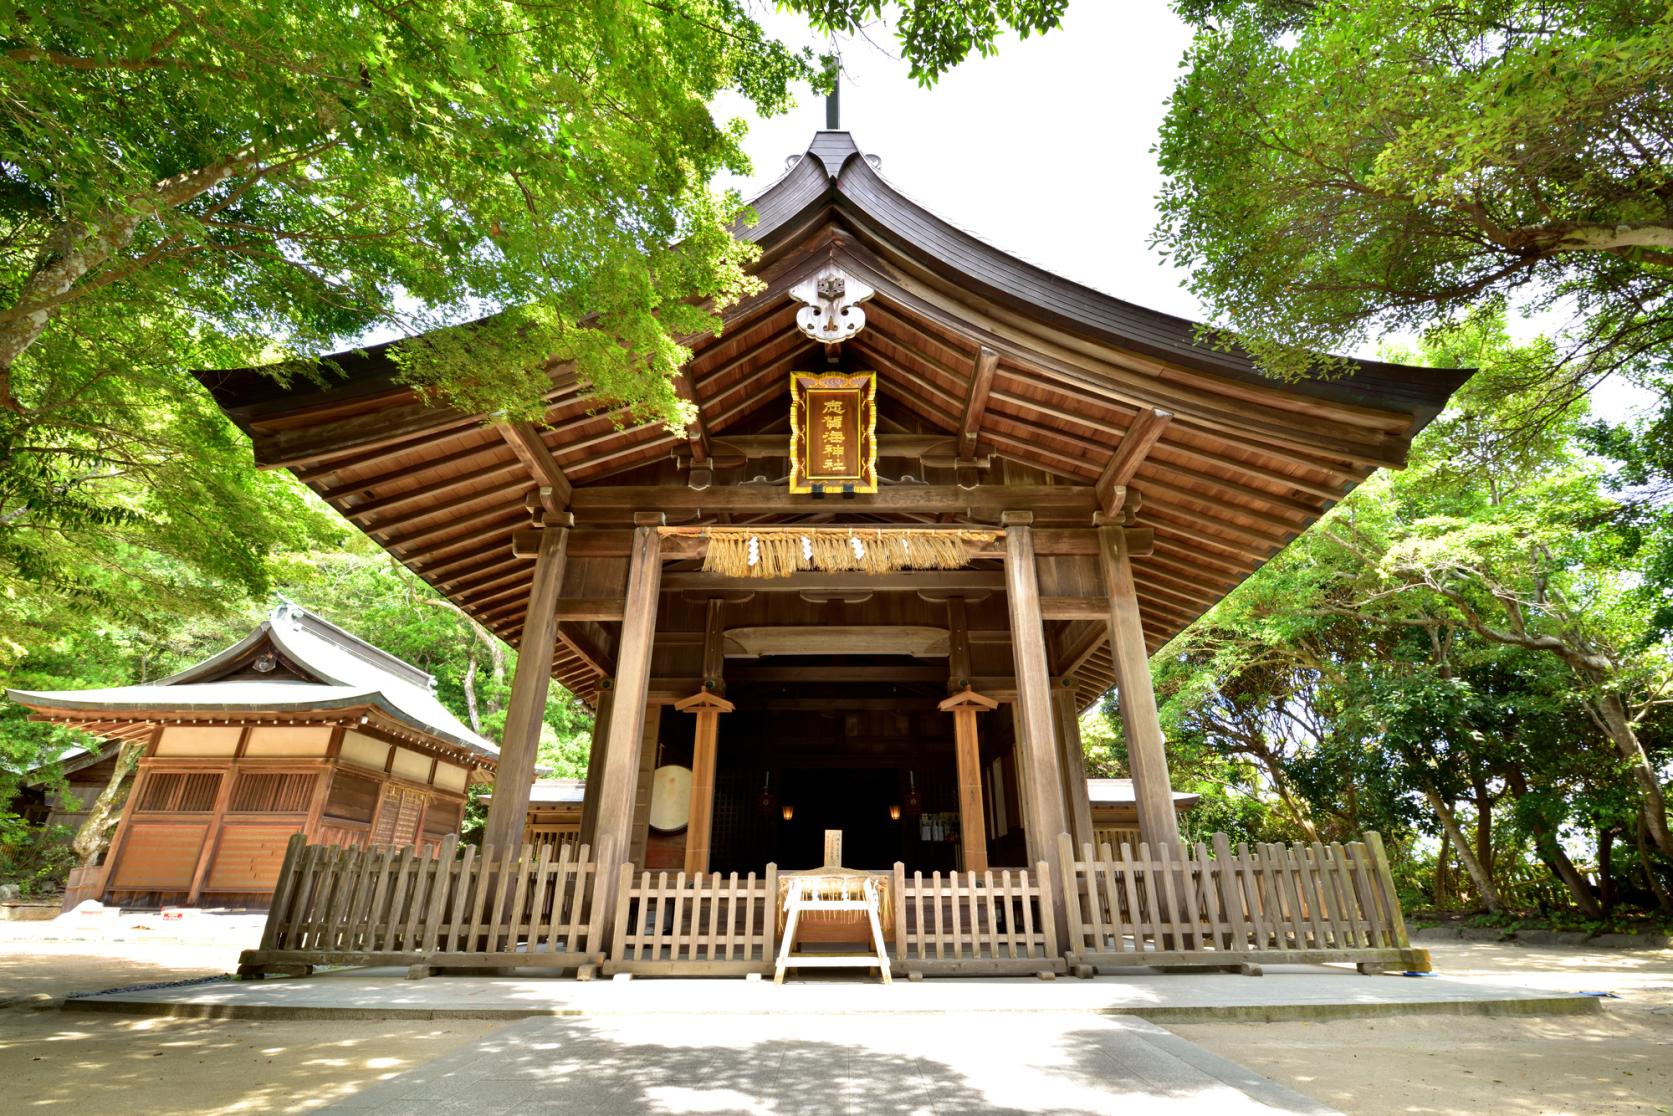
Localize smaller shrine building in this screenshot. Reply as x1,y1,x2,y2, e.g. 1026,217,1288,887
7,603,498,908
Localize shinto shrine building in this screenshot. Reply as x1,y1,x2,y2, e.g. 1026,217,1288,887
197,131,1462,977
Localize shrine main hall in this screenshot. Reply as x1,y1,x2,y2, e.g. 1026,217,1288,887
205,131,1464,977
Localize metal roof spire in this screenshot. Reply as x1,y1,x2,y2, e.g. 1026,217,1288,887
826,70,840,130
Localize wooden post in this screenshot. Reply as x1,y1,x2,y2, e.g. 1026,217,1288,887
677,691,734,873
577,683,614,845
680,599,730,874
481,519,571,852
939,688,996,873
1002,511,1071,948
588,516,663,942
1098,524,1181,850
1052,682,1096,850
943,598,991,872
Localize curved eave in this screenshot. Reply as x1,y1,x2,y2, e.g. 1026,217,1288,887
6,687,499,766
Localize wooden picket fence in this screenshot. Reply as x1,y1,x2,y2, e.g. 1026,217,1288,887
604,863,780,976
237,833,609,978
1057,832,1429,973
891,861,1064,976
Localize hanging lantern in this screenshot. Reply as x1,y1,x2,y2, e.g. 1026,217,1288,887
888,804,901,821
905,770,922,813
781,804,795,822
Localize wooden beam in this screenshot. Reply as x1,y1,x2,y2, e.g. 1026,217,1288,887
660,571,1004,593
499,421,573,511
957,346,999,458
1097,408,1171,519
704,433,960,462
568,484,1095,516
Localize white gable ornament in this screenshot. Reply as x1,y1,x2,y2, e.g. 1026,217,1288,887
790,267,875,342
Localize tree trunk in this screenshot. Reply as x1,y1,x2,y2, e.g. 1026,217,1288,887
1257,751,1320,841
1434,825,1452,907
1471,771,1493,893
1423,786,1502,912
463,653,483,734
70,740,144,868
1504,766,1602,918
1634,819,1673,914
1597,827,1615,918
0,150,258,379
1594,691,1673,860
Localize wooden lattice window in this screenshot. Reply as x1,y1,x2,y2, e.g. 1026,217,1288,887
371,786,423,846
227,772,315,814
134,771,221,813
322,770,380,824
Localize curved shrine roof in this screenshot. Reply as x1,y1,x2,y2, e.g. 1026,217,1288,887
8,603,498,764
195,132,1470,710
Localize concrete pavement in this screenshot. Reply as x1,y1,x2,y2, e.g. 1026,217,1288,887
314,1011,1342,1115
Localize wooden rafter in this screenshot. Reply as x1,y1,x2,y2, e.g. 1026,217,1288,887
499,420,573,513
1096,407,1171,519
957,347,999,459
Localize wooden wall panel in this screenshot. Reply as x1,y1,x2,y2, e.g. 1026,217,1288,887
205,824,303,891
109,823,209,889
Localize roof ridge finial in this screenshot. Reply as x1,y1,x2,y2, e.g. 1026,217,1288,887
825,53,840,130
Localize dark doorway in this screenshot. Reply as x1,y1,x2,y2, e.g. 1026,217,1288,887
776,767,903,870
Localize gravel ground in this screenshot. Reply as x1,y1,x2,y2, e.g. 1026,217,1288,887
1170,940,1673,1116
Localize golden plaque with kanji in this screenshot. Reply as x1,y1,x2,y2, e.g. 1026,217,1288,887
789,371,877,494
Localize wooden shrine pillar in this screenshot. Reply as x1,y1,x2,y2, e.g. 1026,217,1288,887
1002,512,1071,945
589,516,663,935
481,517,571,853
577,681,614,846
1051,680,1096,850
1098,524,1181,850
941,598,992,872
679,599,732,873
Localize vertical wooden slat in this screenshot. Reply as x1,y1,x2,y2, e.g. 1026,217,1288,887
1366,832,1409,947
526,842,553,953
763,864,779,967
1156,840,1185,950
1327,841,1362,946
261,834,306,951
999,868,1017,958
892,863,908,961
1121,842,1148,954
462,843,492,953
983,869,1001,960
420,837,457,954
374,847,407,952
1037,860,1058,961
1054,835,1082,955
340,843,373,952
1192,842,1222,950
1104,844,1127,953
546,841,574,953
1213,833,1250,950
401,847,434,952
445,844,475,953
671,872,690,962
1018,868,1038,956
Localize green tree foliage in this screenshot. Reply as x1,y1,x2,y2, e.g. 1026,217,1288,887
1137,316,1673,918
1156,0,1673,416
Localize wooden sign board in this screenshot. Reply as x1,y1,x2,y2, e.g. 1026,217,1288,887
789,372,877,494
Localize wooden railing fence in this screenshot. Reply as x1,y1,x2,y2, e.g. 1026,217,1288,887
1057,832,1428,973
891,862,1064,976
237,833,609,978
604,864,779,976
